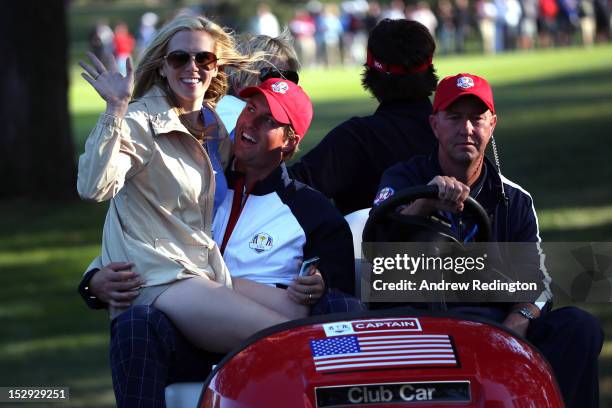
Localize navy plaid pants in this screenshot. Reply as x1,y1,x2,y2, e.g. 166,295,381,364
311,288,367,314
110,305,223,408
109,290,363,407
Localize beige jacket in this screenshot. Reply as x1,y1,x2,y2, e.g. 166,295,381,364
78,86,232,289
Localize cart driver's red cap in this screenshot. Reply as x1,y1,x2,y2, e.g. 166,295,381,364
433,73,495,114
239,78,313,140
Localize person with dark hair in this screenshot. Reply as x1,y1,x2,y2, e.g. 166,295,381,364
88,19,114,67
288,19,437,215
593,0,610,42
453,0,471,53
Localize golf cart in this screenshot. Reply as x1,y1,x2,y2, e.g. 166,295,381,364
167,186,563,407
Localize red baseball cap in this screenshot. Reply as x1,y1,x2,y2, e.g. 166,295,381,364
433,73,495,114
239,78,313,140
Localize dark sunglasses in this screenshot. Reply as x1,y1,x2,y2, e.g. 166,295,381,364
164,50,218,71
259,67,299,84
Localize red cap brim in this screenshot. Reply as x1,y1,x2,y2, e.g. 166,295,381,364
436,93,495,114
433,74,495,114
239,87,291,125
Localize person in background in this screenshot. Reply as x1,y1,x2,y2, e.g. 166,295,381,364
503,0,523,50
113,22,135,75
252,3,280,37
363,1,383,32
409,1,438,37
518,0,539,49
593,0,610,42
288,19,437,215
137,12,159,57
578,0,596,46
453,0,471,53
319,3,344,67
557,0,580,45
382,0,407,19
89,19,114,67
539,0,559,48
290,8,317,68
477,0,498,53
437,0,456,54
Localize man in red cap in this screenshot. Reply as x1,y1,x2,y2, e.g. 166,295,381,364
232,77,312,186
372,73,602,408
79,78,358,407
213,78,354,300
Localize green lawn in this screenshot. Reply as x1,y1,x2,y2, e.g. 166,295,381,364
1,45,612,407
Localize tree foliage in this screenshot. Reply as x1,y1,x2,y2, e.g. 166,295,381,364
0,2,76,200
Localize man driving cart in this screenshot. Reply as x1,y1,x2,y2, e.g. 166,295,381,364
372,73,603,408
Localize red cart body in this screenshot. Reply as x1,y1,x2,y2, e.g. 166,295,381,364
200,313,563,407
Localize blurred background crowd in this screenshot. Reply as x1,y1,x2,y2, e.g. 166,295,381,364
86,0,611,70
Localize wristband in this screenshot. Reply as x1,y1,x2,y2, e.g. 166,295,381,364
516,306,536,320
78,268,107,310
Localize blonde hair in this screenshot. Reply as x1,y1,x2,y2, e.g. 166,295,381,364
133,15,259,106
228,29,300,94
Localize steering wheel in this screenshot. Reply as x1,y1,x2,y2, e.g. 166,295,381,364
363,185,492,245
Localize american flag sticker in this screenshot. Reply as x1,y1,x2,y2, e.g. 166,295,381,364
310,334,458,373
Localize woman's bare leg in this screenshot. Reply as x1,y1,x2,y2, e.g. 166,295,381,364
233,278,309,320
153,277,290,353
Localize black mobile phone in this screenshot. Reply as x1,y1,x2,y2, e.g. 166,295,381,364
299,256,320,277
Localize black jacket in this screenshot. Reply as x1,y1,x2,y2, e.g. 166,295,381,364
289,99,436,215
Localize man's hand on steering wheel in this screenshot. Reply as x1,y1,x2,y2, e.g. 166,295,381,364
400,176,471,216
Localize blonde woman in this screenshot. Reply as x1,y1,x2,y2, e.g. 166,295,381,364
78,15,303,353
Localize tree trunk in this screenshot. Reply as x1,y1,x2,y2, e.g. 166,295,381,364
0,2,77,200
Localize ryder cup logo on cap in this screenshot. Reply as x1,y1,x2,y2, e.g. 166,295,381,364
239,78,314,139
456,76,474,89
271,81,289,94
433,73,495,114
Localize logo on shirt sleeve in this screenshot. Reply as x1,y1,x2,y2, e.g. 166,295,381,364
373,187,394,206
249,232,274,253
